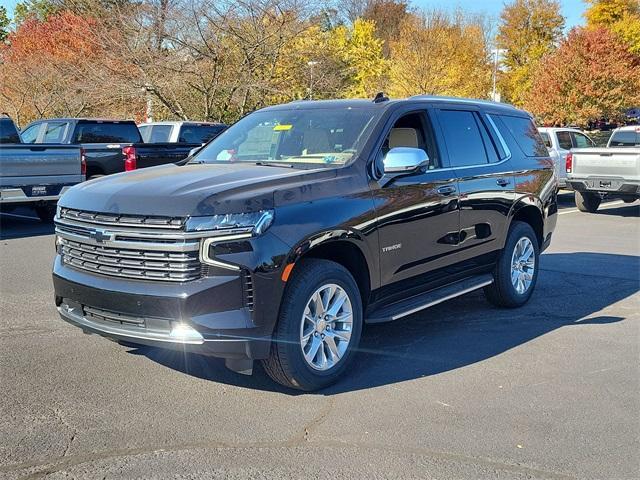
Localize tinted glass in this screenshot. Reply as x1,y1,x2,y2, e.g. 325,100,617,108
540,132,552,148
572,132,594,148
73,122,142,143
146,125,173,143
497,115,548,156
20,124,39,143
439,110,489,166
0,118,21,143
556,131,573,150
193,108,378,167
609,130,639,147
179,125,226,144
43,122,68,143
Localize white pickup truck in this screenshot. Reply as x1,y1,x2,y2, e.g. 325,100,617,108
566,126,640,212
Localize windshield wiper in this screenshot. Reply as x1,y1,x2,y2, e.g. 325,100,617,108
254,161,295,168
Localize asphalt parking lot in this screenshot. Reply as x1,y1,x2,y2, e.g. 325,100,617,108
1,193,638,479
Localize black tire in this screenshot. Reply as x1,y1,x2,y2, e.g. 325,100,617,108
575,191,601,213
262,258,363,391
34,203,56,223
484,221,539,308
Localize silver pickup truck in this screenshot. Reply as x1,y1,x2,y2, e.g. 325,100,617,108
0,116,85,222
566,126,640,212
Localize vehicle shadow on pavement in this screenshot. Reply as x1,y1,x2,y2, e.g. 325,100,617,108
0,209,54,240
590,204,639,218
126,252,639,395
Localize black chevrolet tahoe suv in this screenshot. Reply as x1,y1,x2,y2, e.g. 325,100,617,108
53,96,558,391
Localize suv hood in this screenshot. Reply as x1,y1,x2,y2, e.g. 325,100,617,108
60,163,331,217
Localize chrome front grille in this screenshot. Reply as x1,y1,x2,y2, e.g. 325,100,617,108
56,208,201,283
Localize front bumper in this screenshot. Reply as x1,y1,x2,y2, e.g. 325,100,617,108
53,257,273,360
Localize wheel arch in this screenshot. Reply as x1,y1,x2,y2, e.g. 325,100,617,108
506,198,545,248
284,232,375,309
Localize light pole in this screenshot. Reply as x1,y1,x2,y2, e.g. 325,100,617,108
491,48,506,103
307,61,318,100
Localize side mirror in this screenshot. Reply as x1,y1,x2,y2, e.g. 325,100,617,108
383,147,429,174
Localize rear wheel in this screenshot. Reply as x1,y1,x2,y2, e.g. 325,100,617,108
484,221,539,308
34,203,56,223
575,191,601,213
262,259,363,391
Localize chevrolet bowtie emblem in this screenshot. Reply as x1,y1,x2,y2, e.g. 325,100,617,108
89,229,112,243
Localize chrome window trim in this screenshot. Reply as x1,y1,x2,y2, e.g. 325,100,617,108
200,233,253,271
485,114,512,162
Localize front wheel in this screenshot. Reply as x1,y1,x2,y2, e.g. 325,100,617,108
575,191,601,213
484,221,539,308
262,259,363,391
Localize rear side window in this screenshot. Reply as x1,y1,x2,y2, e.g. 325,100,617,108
43,122,68,143
179,124,226,144
572,132,594,148
0,119,21,143
73,122,142,143
142,125,173,143
495,115,548,156
609,130,639,147
439,110,499,167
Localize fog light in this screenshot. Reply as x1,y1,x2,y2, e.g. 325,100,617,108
169,323,204,344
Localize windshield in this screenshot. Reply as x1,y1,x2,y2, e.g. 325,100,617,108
191,107,378,167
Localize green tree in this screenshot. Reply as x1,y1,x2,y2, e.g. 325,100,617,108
0,7,10,42
497,0,565,107
14,0,58,24
525,27,640,126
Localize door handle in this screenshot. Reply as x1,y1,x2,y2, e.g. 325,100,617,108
496,178,510,187
437,185,457,195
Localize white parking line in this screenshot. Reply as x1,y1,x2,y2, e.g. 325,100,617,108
558,200,627,215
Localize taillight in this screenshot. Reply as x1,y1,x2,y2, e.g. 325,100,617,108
80,148,86,176
123,146,137,171
565,152,573,173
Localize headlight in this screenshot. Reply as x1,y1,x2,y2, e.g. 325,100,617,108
185,210,274,235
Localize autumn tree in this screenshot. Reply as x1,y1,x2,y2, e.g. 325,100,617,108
585,0,640,54
497,0,565,106
0,12,135,125
525,27,640,126
387,11,492,98
362,0,409,56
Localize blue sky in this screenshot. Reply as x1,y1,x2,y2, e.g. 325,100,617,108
1,0,587,29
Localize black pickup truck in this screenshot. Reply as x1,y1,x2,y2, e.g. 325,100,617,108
53,96,558,391
21,118,202,179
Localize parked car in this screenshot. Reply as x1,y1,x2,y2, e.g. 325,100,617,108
566,125,640,212
0,115,84,222
21,118,203,179
53,96,558,391
538,127,595,188
138,121,227,144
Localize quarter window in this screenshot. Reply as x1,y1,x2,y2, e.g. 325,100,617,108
494,115,548,157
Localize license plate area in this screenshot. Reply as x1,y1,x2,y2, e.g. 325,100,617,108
585,179,622,191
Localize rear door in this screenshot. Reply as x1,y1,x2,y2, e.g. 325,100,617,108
434,106,515,263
